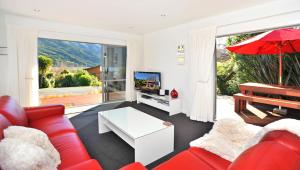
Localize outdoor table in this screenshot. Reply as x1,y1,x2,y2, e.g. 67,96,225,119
239,82,300,98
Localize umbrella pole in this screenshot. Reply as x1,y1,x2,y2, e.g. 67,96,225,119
279,48,283,86
278,53,282,110
275,46,287,114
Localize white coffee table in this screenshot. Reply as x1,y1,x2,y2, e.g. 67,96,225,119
98,107,174,165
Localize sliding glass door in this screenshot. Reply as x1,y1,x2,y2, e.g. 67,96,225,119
102,45,127,102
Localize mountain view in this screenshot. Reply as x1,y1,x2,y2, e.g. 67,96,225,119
38,38,102,67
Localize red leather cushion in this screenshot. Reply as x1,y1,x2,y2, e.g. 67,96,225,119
0,96,28,126
188,147,231,170
62,160,103,170
260,130,300,155
50,132,91,169
25,105,65,122
119,162,147,170
153,150,215,170
0,115,12,140
29,115,76,137
228,141,300,170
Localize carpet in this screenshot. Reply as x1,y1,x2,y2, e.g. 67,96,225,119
70,101,213,170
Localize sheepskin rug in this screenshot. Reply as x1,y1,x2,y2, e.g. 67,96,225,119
0,138,57,170
0,126,60,170
190,119,261,161
190,118,300,161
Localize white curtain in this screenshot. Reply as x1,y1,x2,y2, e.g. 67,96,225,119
7,26,39,106
187,26,216,122
125,39,141,101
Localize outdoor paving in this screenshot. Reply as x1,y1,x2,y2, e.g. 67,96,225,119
39,86,101,96
40,93,102,108
216,95,300,126
40,92,125,108
216,95,242,121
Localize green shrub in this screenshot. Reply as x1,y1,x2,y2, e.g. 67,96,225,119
46,72,54,79
74,69,101,86
74,69,89,78
55,73,75,87
39,74,50,88
60,70,70,74
90,75,102,86
54,69,101,87
78,74,92,86
217,59,240,95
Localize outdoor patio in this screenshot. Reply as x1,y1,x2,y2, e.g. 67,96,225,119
216,95,242,120
39,86,125,108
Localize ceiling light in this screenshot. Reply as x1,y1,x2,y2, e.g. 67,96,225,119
33,9,40,12
160,14,167,17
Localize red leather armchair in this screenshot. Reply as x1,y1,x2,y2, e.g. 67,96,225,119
0,96,103,170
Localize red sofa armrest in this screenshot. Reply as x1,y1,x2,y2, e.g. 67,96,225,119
119,162,147,170
24,104,65,122
62,160,103,170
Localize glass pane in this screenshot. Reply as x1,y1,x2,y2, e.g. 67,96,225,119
104,81,126,102
38,38,103,108
105,47,127,80
102,45,127,103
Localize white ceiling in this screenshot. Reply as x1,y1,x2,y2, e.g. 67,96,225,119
0,0,276,34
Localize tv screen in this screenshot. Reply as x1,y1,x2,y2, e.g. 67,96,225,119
134,71,161,91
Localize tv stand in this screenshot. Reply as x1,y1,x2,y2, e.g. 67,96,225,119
137,92,181,116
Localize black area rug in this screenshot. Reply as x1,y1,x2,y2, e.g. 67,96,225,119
70,102,213,170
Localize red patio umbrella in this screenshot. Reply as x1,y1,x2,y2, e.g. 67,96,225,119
226,28,300,86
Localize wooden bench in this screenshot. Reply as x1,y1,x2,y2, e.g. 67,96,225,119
234,83,300,114
234,93,300,113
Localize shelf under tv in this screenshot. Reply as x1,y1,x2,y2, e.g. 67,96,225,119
136,91,181,116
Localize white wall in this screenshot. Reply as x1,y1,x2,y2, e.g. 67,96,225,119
1,0,300,108
0,14,143,103
0,11,7,47
0,11,8,95
143,0,300,114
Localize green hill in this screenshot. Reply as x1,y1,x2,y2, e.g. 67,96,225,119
38,38,102,67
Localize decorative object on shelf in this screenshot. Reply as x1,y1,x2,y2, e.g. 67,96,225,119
159,89,165,96
165,89,169,95
176,44,185,65
170,88,178,98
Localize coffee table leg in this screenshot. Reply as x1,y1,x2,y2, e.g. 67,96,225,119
134,126,174,165
98,114,111,134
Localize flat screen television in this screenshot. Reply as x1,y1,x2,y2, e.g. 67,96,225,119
134,71,161,93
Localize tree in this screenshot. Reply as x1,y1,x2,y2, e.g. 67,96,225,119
38,55,55,88
38,55,53,75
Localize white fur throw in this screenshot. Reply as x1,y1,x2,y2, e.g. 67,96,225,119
0,138,57,170
190,118,300,162
190,119,261,161
0,126,61,170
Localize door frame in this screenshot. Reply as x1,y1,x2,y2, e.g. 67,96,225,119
101,44,127,103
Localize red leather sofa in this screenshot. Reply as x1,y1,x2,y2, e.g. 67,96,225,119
123,129,300,170
0,96,103,170
2,95,300,170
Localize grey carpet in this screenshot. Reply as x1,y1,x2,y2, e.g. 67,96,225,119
70,101,213,170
